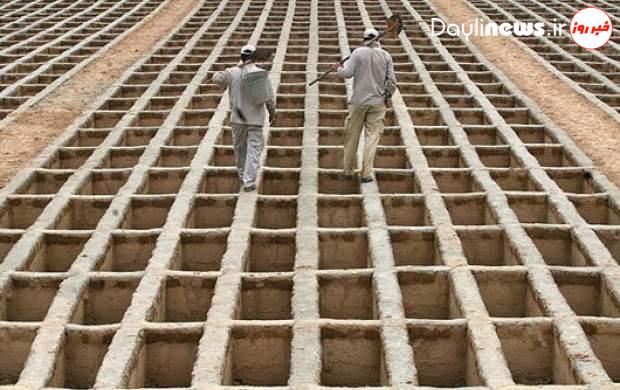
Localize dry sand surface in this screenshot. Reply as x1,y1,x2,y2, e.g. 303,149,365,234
0,0,198,189
431,0,620,187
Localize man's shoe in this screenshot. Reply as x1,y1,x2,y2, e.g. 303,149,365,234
243,184,256,192
360,176,373,183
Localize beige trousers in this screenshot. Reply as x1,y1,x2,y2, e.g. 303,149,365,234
343,103,386,177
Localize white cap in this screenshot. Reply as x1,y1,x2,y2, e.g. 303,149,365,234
363,28,379,39
240,44,256,55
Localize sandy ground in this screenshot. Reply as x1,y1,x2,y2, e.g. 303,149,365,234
431,0,620,187
0,0,198,189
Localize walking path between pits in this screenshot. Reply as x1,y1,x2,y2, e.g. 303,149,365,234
0,0,199,189
431,0,620,187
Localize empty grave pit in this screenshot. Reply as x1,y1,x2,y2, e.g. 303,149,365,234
171,231,228,272
444,195,498,226
0,276,62,322
127,328,202,388
96,232,158,272
0,197,51,230
140,169,188,195
525,227,593,267
552,270,620,317
399,271,461,320
0,233,21,264
48,328,115,389
150,275,216,322
456,227,521,266
390,229,440,266
473,270,546,317
507,194,564,224
72,277,140,325
0,326,38,385
186,195,237,229
259,170,300,196
495,321,578,385
408,323,482,387
254,197,297,229
54,198,112,230
238,276,292,320
246,232,296,272
581,321,620,382
121,196,175,230
321,326,388,387
319,230,370,270
382,195,430,226
318,196,364,228
79,170,131,196
16,171,73,195
223,326,292,386
319,272,376,320
25,232,91,272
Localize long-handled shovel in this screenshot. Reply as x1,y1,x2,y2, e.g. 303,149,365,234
308,15,403,86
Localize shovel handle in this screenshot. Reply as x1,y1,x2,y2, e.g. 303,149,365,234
308,55,351,86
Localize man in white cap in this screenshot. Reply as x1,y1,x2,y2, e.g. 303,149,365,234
336,28,396,183
213,44,276,192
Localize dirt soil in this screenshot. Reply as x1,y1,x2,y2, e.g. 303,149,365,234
431,0,620,187
0,0,199,190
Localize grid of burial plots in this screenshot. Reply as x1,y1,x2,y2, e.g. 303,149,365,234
0,0,620,388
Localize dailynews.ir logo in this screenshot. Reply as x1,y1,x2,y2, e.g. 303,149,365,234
570,7,613,49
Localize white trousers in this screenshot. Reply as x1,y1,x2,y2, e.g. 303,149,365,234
232,124,264,187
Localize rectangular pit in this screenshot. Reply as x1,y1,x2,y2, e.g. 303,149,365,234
399,271,461,319
171,231,228,272
553,271,620,317
525,227,592,267
321,326,387,386
582,321,620,382
255,197,297,229
318,196,364,228
408,323,481,386
72,277,139,325
382,195,429,226
0,277,62,321
55,198,111,230
199,169,241,194
390,229,440,266
127,329,201,388
433,170,482,194
259,170,300,196
246,232,296,272
186,196,237,229
474,270,545,317
0,197,51,230
319,273,376,319
121,197,174,230
223,326,291,386
0,326,37,385
457,228,520,266
96,232,158,272
319,230,369,270
507,195,564,224
140,169,187,195
48,328,114,389
151,275,215,322
79,170,130,196
318,172,360,195
26,232,90,272
444,195,497,226
375,171,420,194
239,276,292,320
496,322,577,384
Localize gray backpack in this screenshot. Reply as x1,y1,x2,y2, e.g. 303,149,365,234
240,69,274,106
